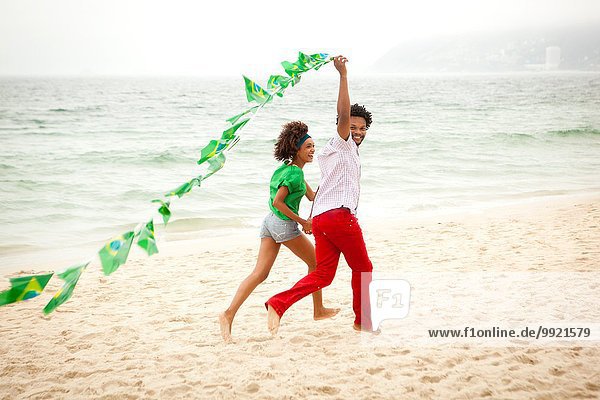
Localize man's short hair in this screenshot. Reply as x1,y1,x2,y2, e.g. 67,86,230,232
336,103,373,129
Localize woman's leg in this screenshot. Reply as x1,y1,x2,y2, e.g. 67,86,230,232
219,237,281,341
282,233,340,320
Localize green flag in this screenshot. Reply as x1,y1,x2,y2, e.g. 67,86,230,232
226,106,258,125
309,52,330,62
197,140,220,165
137,220,158,256
202,153,226,180
98,231,135,275
152,199,171,226
166,177,201,198
267,74,290,90
221,118,250,141
43,263,88,314
281,52,331,79
222,136,241,152
267,75,292,96
197,118,249,166
243,76,272,104
309,53,331,70
216,137,237,154
298,52,316,69
0,273,54,306
281,59,309,78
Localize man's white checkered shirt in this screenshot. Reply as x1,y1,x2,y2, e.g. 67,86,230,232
312,134,361,218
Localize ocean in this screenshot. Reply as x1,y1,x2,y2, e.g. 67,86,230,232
1,72,599,269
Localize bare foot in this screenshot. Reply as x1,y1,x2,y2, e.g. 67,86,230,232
314,307,341,321
219,312,232,342
353,323,381,335
267,305,280,336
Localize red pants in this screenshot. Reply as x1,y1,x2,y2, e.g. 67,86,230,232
266,207,373,329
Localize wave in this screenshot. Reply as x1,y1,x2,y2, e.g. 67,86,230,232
125,151,193,166
0,126,29,131
163,216,253,233
23,130,69,136
149,151,190,164
547,127,600,137
49,105,106,113
0,243,42,255
498,127,600,141
3,179,54,189
116,189,158,201
74,150,191,165
497,132,537,141
94,216,253,238
178,105,205,109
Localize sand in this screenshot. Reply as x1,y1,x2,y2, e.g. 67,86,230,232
1,194,599,399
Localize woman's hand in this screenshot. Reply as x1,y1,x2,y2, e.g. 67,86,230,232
333,55,348,78
301,218,313,235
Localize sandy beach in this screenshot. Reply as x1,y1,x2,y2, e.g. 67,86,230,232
1,194,599,399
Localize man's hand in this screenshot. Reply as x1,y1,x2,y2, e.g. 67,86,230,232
333,55,348,78
301,218,313,235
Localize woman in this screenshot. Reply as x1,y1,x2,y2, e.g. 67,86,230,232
219,121,339,342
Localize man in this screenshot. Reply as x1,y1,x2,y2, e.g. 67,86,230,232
265,55,378,334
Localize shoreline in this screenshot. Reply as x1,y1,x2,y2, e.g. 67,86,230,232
2,190,599,276
367,190,600,228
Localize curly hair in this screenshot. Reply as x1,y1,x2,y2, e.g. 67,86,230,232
336,103,373,129
273,121,309,162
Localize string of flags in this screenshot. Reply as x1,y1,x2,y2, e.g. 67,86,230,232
1,52,332,314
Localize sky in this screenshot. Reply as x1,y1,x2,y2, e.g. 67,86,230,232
0,0,599,76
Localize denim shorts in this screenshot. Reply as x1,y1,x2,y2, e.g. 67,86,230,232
259,212,302,243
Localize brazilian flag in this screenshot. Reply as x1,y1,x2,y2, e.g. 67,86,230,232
220,118,249,142
165,177,201,198
267,74,291,95
98,231,135,275
226,106,258,125
43,263,88,314
0,273,54,306
151,199,171,226
243,76,272,104
137,220,158,256
281,52,330,79
309,52,331,70
202,153,226,180
197,140,220,166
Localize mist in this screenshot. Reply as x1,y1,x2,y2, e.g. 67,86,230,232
1,0,599,76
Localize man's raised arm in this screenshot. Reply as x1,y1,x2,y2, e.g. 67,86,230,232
334,55,350,141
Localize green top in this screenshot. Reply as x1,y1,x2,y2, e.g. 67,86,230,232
269,163,306,220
